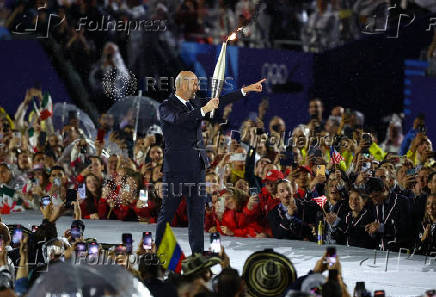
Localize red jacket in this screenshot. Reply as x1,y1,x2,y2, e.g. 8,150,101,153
133,200,160,224
220,208,263,238
171,197,188,227
241,187,280,237
79,196,108,219
204,207,221,231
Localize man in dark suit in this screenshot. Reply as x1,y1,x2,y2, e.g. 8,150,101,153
155,71,265,253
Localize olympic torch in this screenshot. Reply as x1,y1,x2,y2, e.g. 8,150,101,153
210,42,227,118
210,29,241,118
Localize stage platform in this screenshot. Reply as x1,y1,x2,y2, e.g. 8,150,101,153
3,211,435,297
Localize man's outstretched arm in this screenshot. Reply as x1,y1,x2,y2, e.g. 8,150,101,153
220,78,266,106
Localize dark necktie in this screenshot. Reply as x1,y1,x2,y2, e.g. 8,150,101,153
186,101,194,111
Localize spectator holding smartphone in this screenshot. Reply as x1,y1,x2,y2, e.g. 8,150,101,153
79,174,107,220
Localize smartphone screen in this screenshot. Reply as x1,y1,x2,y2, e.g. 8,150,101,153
75,242,86,256
143,232,152,250
122,233,133,253
71,226,81,240
139,189,148,202
249,188,259,197
316,165,326,177
406,168,416,176
326,246,336,267
12,227,23,246
210,232,221,254
88,242,99,255
40,195,51,207
78,183,86,199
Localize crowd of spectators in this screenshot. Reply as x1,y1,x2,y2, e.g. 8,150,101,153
1,85,436,295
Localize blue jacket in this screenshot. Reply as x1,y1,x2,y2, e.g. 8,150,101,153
159,90,243,174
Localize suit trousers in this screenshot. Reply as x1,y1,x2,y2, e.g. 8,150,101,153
155,157,206,254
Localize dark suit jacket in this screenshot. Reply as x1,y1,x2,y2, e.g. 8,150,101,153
159,90,243,174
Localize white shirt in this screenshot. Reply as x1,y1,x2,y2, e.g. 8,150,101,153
175,89,247,117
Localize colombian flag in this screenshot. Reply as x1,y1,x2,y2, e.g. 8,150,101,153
157,223,185,274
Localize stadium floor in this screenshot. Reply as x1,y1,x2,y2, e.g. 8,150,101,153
3,210,435,296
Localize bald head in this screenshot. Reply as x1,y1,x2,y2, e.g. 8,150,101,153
175,71,199,100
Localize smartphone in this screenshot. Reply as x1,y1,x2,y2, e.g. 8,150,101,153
230,130,241,143
326,246,336,267
39,131,46,146
31,225,38,232
97,128,106,142
65,189,78,209
14,131,22,147
316,165,326,177
210,232,221,254
143,232,152,250
249,188,259,197
71,226,81,240
406,168,416,176
76,242,86,251
12,226,23,246
361,133,372,145
122,233,133,253
374,290,385,297
88,242,99,255
139,189,148,202
40,195,51,207
78,183,86,200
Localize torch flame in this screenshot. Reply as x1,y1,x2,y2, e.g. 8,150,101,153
226,27,243,42
228,32,237,41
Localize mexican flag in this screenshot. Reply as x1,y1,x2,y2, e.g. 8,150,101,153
39,92,53,120
0,185,25,214
28,127,38,149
